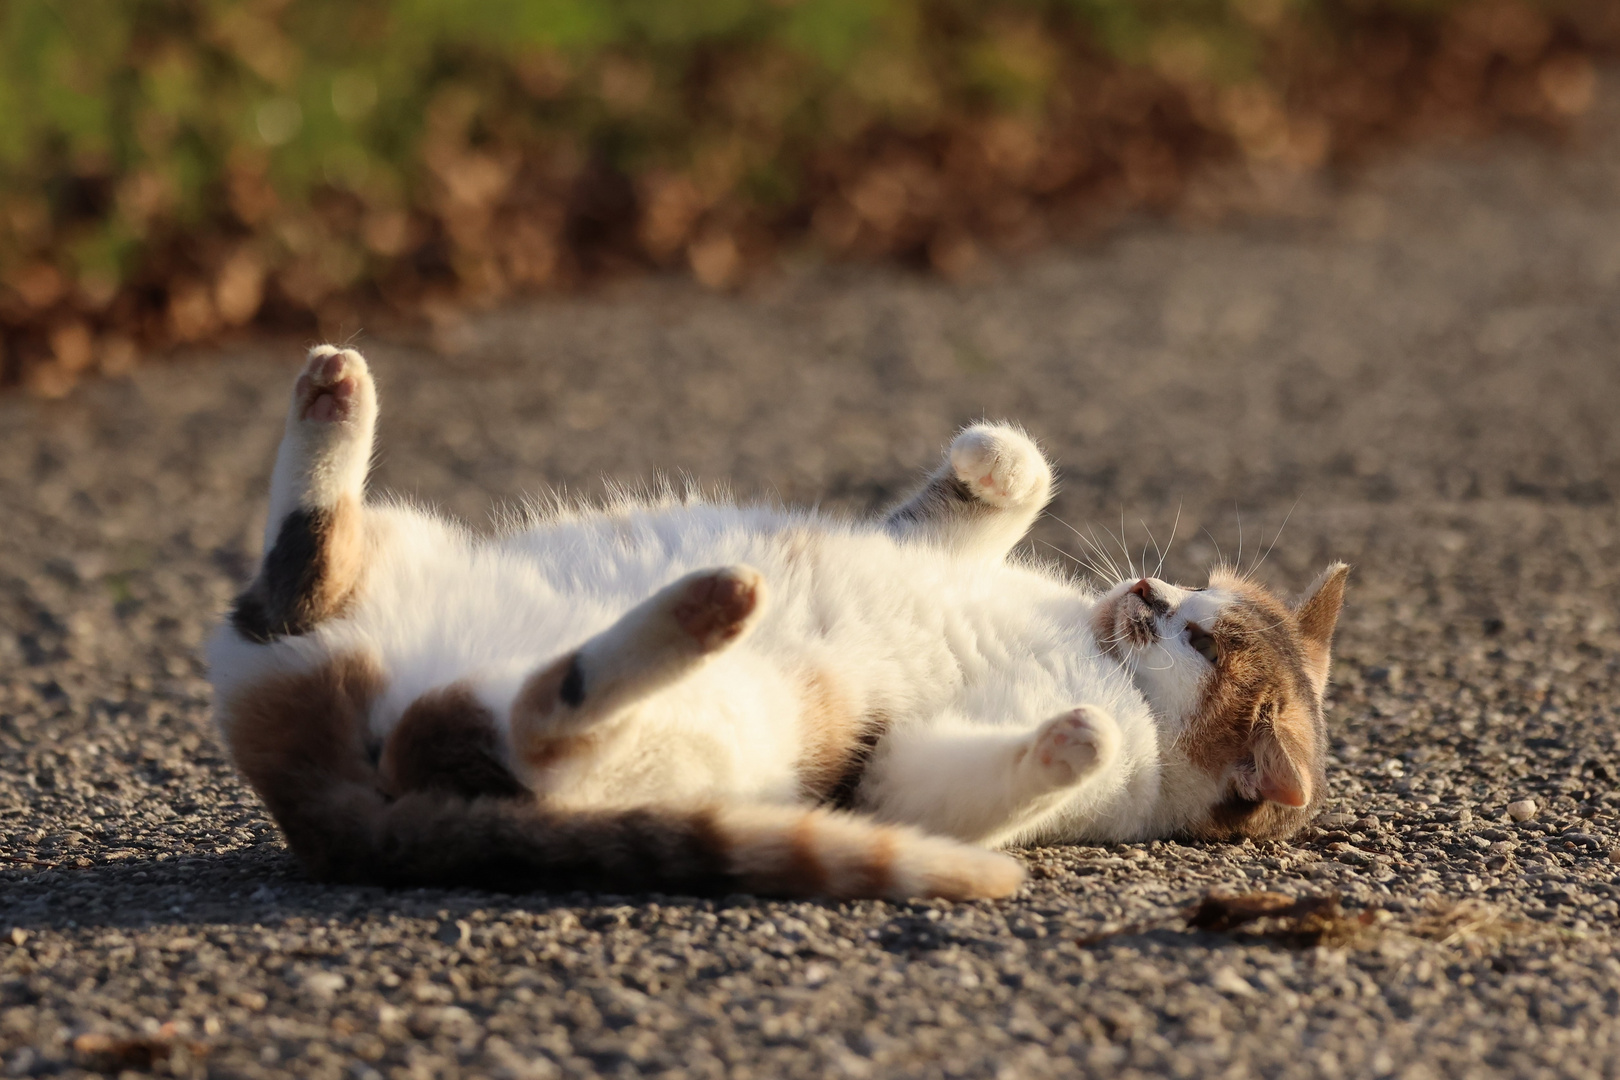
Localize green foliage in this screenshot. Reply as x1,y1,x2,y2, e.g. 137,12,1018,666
0,0,1600,390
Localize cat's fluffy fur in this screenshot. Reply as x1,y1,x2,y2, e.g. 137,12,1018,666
207,346,1349,901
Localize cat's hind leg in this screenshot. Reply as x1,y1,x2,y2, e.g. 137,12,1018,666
885,422,1053,561
230,346,378,643
862,704,1120,846
509,565,766,765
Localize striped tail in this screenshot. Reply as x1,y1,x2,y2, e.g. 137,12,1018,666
305,791,1025,901
219,652,1023,901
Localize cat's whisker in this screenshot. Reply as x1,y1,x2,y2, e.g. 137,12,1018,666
1140,517,1164,573
1062,520,1125,584
1201,527,1226,572
1037,519,1115,587
1158,502,1183,580
1034,539,1110,587
1119,509,1138,579
1251,497,1301,579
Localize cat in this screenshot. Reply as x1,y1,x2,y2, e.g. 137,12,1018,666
207,345,1349,902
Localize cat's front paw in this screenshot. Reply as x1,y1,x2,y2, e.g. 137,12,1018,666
949,423,1050,509
1024,705,1119,788
295,346,373,425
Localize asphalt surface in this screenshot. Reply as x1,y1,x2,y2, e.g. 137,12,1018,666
4,75,1620,1080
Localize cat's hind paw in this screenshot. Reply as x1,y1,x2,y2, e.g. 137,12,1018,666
294,345,374,426
671,565,765,652
949,423,1051,509
1023,705,1119,789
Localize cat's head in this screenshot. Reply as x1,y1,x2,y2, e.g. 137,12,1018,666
1092,562,1350,840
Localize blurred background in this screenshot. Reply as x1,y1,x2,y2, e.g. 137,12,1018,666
2,0,1616,395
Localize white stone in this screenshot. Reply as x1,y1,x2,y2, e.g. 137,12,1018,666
1212,967,1258,997
1506,799,1538,822
302,971,346,998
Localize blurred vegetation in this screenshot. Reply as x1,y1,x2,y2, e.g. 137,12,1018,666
2,0,1614,392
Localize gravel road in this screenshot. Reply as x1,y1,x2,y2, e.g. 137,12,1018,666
4,76,1620,1080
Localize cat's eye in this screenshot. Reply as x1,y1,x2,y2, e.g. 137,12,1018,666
1186,623,1219,663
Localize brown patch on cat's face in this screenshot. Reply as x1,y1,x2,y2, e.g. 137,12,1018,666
1179,564,1349,841
218,651,386,876
380,683,529,800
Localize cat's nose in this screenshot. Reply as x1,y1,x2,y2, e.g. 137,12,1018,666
1129,579,1156,603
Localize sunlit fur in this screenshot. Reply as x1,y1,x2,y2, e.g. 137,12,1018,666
208,346,1349,899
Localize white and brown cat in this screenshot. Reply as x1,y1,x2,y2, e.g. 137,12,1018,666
207,346,1349,901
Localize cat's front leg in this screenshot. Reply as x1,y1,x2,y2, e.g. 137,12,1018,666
230,346,378,643
862,704,1120,846
884,422,1053,561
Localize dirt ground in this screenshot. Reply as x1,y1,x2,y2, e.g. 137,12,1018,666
2,74,1619,1080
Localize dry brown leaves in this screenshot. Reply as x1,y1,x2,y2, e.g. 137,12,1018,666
4,1,1618,396
1079,889,1554,954
72,1023,210,1073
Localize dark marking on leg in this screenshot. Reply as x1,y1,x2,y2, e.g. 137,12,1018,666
230,498,365,643
825,727,883,811
559,657,586,707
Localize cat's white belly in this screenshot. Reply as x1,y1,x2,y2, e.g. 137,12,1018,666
211,498,1163,838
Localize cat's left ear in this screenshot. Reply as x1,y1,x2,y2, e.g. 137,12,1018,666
1293,562,1350,696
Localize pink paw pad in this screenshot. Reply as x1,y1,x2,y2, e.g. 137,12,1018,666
673,569,763,651
1030,706,1112,786
296,350,363,423
949,425,1046,507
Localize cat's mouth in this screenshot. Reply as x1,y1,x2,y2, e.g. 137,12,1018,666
1096,587,1162,658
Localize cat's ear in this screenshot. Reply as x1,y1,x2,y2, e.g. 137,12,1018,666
1250,714,1313,808
1293,562,1349,696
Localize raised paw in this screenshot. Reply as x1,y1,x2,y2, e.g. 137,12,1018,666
295,346,373,425
1024,705,1119,788
671,566,765,652
949,423,1051,509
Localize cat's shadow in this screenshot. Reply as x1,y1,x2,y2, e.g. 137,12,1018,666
0,846,745,933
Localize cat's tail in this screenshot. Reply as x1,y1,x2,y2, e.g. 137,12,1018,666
296,785,1025,901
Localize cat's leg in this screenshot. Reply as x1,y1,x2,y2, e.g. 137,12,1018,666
884,422,1053,561
862,705,1120,845
230,345,378,643
508,565,766,765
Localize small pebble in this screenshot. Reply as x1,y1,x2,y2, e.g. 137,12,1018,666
302,971,346,999
1212,968,1258,997
1319,812,1357,829
1609,848,1620,866
1506,799,1538,822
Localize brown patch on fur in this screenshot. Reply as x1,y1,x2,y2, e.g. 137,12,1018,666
794,670,882,806
380,683,528,800
840,825,896,897
219,651,386,877
671,569,760,650
1178,571,1326,841
230,495,367,642
522,733,597,772
509,652,588,770
510,654,600,774
783,814,828,895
